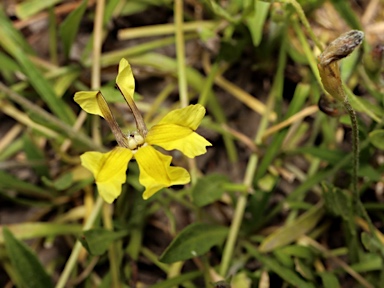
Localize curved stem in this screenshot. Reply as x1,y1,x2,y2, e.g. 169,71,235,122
55,196,104,288
282,0,324,51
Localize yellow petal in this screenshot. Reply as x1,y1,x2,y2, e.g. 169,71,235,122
116,58,135,101
115,58,148,135
146,124,211,158
157,104,206,130
135,145,190,199
74,91,103,117
80,147,133,203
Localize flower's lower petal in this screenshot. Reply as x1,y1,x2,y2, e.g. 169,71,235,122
157,104,206,130
135,146,190,199
80,147,133,203
74,91,103,117
146,124,211,158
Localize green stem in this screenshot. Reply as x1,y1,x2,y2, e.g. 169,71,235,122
91,0,105,90
219,30,286,277
102,203,120,288
282,0,323,51
219,159,256,276
219,62,280,277
174,0,188,108
55,196,104,288
91,0,106,146
342,98,359,198
343,98,377,236
118,21,217,40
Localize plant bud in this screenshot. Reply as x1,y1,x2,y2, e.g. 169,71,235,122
318,30,364,102
319,30,364,67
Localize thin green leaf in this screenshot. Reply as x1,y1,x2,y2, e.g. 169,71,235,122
319,272,341,288
59,0,88,58
294,258,315,280
15,0,62,20
329,0,362,30
358,165,382,181
244,242,315,288
296,147,346,164
160,223,228,263
277,245,314,260
79,228,129,256
150,270,202,288
23,134,50,178
361,232,384,258
273,249,294,268
0,223,82,244
0,10,74,124
246,1,270,47
255,82,309,180
0,171,52,198
41,173,73,191
259,203,325,252
0,51,20,74
369,130,384,150
204,0,237,22
349,251,382,272
3,227,53,288
322,183,355,236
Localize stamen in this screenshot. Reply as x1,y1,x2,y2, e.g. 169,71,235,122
126,131,146,151
134,134,144,145
128,137,137,150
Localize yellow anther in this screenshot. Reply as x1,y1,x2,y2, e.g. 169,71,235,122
128,137,137,150
134,134,145,145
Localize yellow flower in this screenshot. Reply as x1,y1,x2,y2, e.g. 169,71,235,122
74,59,211,203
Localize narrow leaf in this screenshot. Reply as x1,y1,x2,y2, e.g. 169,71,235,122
369,130,384,150
259,203,325,252
79,228,128,256
3,227,53,288
244,242,315,288
59,0,88,58
23,134,50,178
246,1,270,47
319,272,341,288
0,10,74,123
0,171,52,198
15,0,62,20
0,223,82,244
160,223,228,263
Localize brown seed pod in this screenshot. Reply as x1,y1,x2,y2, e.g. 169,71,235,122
317,30,364,102
318,30,364,67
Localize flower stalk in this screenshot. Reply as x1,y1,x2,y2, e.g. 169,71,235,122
318,30,377,236
317,30,364,199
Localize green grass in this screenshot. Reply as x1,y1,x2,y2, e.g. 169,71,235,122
0,0,383,287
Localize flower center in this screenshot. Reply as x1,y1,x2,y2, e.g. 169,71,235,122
127,131,146,151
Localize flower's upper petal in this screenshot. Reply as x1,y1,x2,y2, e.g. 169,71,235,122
146,124,211,158
135,146,190,199
157,104,206,130
116,58,135,101
74,91,103,117
80,147,133,203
